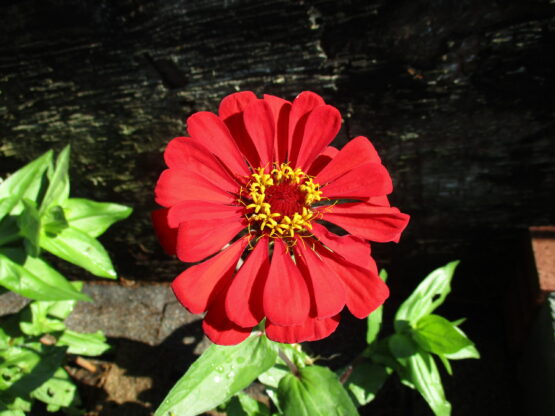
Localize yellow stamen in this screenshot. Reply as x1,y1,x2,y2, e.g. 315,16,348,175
242,162,323,238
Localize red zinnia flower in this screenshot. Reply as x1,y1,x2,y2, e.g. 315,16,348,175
152,91,409,345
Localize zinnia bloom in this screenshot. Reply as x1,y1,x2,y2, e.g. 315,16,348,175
152,91,409,345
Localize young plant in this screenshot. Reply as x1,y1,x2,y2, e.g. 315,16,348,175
344,262,480,416
155,263,478,416
0,147,132,414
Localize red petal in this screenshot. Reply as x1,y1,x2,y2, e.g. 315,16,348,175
171,238,248,314
168,200,243,228
319,202,410,243
263,94,291,164
203,288,253,346
368,195,391,207
154,168,235,207
265,314,340,343
307,146,339,177
225,237,270,327
295,105,342,170
219,91,257,119
263,239,310,326
314,136,381,185
320,163,393,199
187,111,250,176
219,92,260,169
151,209,178,256
176,217,247,263
311,222,371,270
294,242,345,319
163,137,240,191
317,248,388,319
288,91,325,164
202,315,252,346
243,100,275,168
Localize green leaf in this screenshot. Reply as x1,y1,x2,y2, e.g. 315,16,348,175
0,408,26,416
278,365,359,416
264,387,282,415
227,392,270,416
42,205,69,236
0,151,53,215
396,349,452,416
388,333,418,359
0,395,31,414
40,226,117,279
412,315,473,355
443,344,480,360
19,302,66,336
63,198,132,238
344,359,392,407
155,334,277,416
0,249,90,301
30,367,78,409
278,343,312,369
0,327,9,350
57,330,110,357
0,197,18,223
438,355,453,376
395,261,459,329
258,364,289,389
16,200,41,257
0,343,66,407
0,216,20,248
366,270,388,345
40,146,70,212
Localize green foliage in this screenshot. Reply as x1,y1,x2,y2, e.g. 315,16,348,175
366,269,388,346
343,360,392,407
0,291,110,414
358,261,479,416
0,146,132,292
226,392,270,416
278,366,358,416
155,335,278,416
0,147,131,414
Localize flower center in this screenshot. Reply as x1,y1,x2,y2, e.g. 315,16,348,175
242,164,323,238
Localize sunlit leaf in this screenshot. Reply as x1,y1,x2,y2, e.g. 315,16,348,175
0,151,52,215
40,226,117,279
41,205,69,236
344,359,392,407
155,334,277,416
278,365,358,416
396,349,451,416
366,269,388,345
40,146,70,212
395,261,459,329
16,200,40,257
63,198,132,238
258,364,289,389
413,314,473,355
19,302,66,336
30,367,78,409
0,343,65,401
57,330,110,357
0,197,18,223
0,249,90,301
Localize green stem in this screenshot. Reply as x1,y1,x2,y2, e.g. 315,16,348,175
278,348,299,377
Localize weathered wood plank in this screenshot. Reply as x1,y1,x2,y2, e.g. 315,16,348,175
1,0,554,281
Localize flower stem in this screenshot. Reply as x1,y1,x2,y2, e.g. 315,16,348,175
278,348,299,377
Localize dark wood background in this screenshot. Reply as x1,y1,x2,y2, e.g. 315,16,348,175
2,0,554,282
